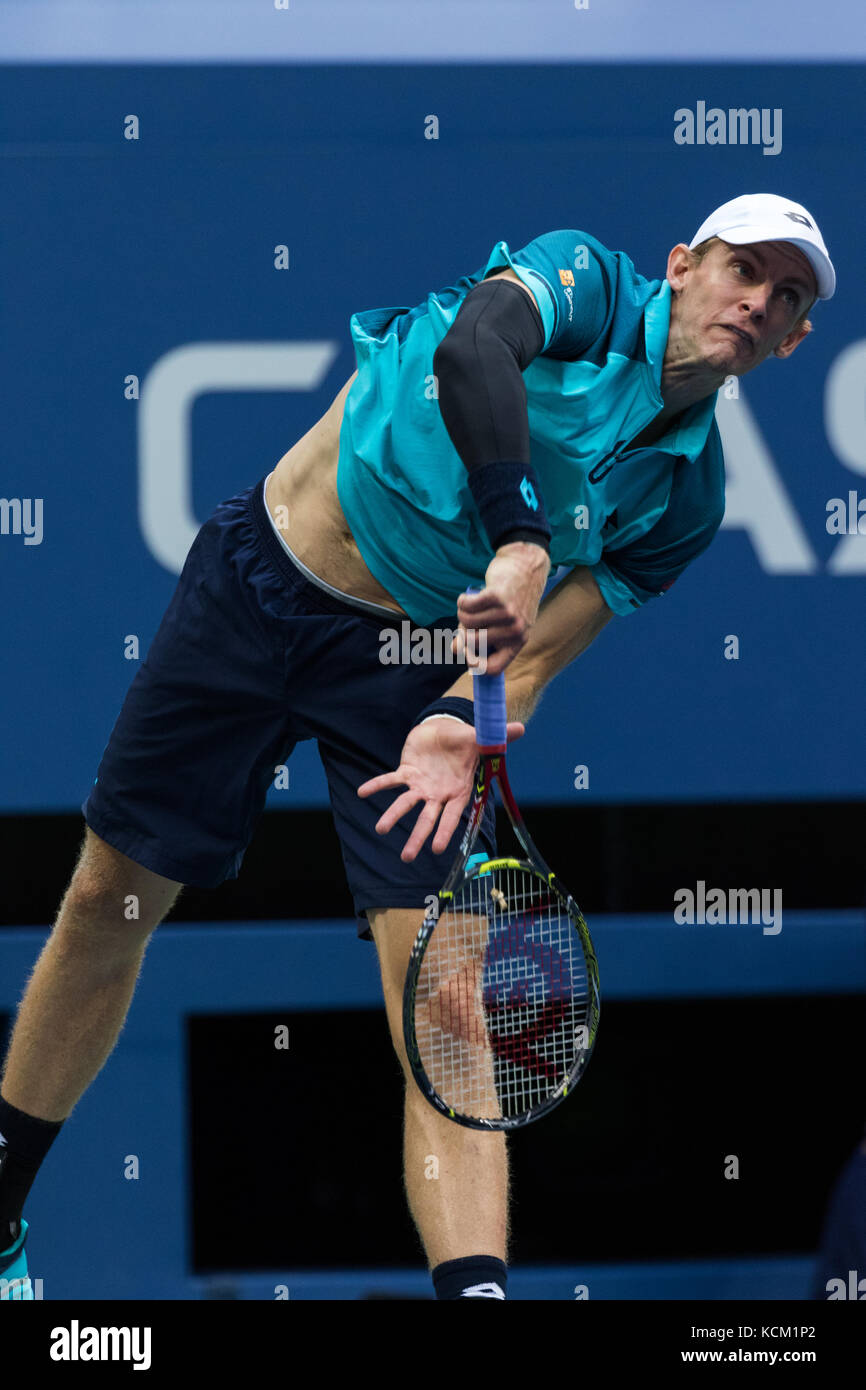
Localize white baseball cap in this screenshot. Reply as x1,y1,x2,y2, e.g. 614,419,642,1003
689,193,835,300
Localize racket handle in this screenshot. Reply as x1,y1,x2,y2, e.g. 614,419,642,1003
463,585,507,749
473,670,507,749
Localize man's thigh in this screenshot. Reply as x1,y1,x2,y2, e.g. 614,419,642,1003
81,477,300,891
367,907,427,1073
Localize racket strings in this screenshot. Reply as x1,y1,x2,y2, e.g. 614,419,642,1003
413,866,593,1122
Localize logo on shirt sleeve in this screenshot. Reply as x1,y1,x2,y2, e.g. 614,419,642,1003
558,269,575,286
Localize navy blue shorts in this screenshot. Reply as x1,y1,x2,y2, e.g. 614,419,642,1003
81,474,496,942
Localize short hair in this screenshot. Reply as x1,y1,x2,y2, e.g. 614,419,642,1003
688,236,815,331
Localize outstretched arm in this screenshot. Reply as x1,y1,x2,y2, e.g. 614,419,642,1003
434,268,552,674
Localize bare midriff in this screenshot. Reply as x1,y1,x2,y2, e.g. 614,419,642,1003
264,370,407,615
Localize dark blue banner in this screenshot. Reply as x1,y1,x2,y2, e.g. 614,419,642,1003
1,64,863,808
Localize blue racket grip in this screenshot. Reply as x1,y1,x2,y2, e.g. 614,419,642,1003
474,670,507,748
464,585,507,748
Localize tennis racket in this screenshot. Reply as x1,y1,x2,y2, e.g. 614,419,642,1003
403,665,600,1131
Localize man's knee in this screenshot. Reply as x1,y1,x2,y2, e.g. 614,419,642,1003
59,826,184,940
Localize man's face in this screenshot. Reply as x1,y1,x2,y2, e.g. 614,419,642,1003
668,237,817,375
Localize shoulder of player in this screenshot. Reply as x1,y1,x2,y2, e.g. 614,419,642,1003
485,229,608,277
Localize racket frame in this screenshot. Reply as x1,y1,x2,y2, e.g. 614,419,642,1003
403,741,600,1131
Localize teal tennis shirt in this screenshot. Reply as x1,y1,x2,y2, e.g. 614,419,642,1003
336,229,726,625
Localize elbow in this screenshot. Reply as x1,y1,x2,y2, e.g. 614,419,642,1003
432,330,466,392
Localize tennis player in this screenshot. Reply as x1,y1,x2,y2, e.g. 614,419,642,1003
0,194,834,1301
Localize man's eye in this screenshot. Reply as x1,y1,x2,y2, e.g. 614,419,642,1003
733,262,752,276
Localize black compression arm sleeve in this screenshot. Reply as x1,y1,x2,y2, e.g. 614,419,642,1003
433,277,550,550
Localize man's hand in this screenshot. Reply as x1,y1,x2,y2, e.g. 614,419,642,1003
454,541,550,676
357,713,525,862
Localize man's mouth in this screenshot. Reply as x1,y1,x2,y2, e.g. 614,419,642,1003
720,324,755,348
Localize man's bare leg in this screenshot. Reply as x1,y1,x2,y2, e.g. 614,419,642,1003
368,906,509,1270
1,826,182,1122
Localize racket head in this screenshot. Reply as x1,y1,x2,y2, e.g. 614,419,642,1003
403,852,600,1131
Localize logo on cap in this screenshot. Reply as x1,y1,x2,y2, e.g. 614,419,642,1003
784,211,814,229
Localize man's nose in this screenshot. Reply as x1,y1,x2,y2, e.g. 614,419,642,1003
742,283,770,317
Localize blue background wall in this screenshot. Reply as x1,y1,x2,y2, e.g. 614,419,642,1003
2,63,864,811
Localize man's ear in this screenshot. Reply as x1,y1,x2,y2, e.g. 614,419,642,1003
774,318,812,359
665,243,695,294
